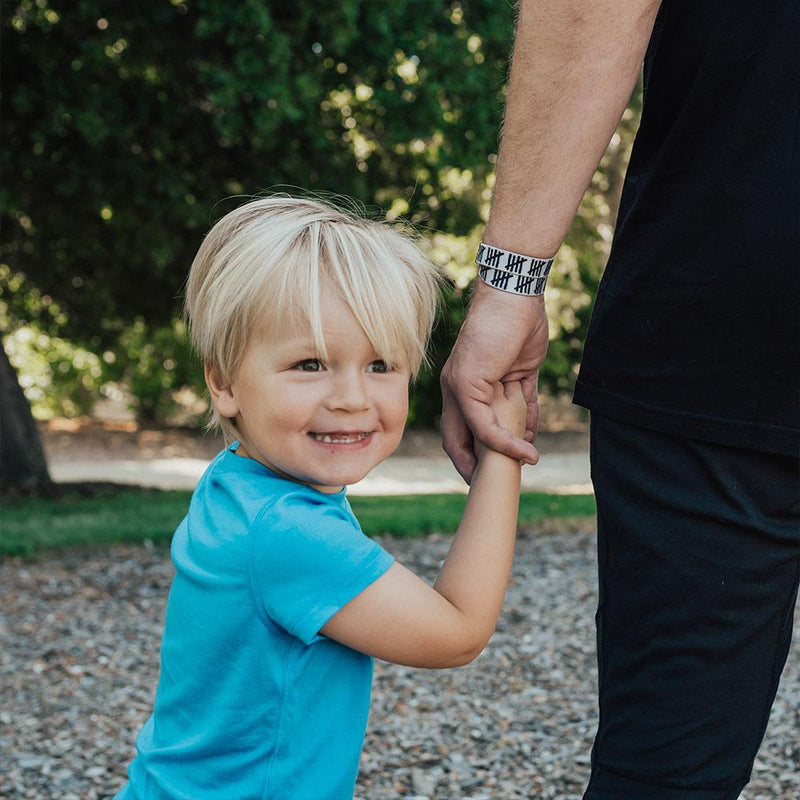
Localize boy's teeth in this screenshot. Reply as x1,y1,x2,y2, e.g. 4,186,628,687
314,433,368,444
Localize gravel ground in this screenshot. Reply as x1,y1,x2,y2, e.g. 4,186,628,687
2,527,798,800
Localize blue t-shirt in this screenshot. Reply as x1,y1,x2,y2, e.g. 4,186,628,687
115,445,394,800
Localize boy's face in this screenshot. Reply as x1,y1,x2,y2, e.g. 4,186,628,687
208,292,411,493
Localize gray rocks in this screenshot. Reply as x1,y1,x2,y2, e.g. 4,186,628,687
1,528,797,799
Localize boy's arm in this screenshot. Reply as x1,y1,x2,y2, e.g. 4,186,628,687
320,382,524,668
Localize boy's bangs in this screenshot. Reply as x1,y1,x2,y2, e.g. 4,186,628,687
321,229,423,374
256,275,417,373
250,242,329,358
344,290,419,373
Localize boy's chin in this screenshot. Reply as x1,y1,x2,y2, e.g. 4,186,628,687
305,464,380,493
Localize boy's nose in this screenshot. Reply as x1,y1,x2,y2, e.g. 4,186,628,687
327,371,370,412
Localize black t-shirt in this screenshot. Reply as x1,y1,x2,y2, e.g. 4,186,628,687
573,0,799,456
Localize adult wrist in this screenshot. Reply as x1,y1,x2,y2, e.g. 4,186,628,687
471,275,543,309
475,241,556,297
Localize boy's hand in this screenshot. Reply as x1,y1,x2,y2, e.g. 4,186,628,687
476,381,527,460
440,286,546,482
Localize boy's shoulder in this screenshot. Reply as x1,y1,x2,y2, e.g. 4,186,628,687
198,445,352,528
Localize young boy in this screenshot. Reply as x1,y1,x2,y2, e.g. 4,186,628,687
114,196,525,800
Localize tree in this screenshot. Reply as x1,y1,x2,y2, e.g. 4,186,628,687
1,0,640,433
2,0,515,343
0,338,51,492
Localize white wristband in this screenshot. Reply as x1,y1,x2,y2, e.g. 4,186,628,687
475,242,554,296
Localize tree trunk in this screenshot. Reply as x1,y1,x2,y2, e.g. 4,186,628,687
0,336,52,493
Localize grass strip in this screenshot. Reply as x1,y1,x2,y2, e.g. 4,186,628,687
1,487,595,559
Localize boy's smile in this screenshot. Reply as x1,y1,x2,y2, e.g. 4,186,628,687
208,291,410,493
309,431,373,445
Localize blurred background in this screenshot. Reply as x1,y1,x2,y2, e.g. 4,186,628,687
1,0,641,489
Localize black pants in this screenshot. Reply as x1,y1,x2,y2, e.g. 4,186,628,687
583,414,800,800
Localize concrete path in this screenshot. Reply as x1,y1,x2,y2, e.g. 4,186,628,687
49,451,592,495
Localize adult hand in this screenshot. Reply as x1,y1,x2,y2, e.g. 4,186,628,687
440,279,549,482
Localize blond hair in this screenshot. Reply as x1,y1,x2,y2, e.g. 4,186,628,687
184,195,440,439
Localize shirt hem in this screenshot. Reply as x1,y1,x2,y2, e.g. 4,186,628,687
573,383,799,458
296,549,395,644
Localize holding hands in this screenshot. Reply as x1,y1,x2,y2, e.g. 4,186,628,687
440,280,549,482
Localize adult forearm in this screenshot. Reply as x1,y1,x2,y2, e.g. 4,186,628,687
485,0,661,255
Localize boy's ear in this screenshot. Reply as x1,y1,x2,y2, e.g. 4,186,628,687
205,363,239,419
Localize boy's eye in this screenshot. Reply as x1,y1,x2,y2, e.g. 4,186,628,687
294,359,323,372
367,360,390,374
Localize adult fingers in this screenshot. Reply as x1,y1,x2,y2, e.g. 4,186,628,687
440,385,478,483
464,399,540,466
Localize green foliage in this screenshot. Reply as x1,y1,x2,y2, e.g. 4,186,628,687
2,0,515,341
1,488,191,557
1,488,595,558
351,492,596,539
1,261,207,420
0,264,103,417
2,324,103,418
409,278,467,427
106,318,204,421
1,0,641,424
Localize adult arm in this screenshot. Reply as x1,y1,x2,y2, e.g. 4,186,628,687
440,0,662,482
321,382,524,668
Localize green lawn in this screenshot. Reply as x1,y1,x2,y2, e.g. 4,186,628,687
1,487,595,559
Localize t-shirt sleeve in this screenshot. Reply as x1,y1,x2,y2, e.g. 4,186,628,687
249,491,394,645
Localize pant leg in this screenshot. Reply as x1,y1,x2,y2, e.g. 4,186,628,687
583,414,800,800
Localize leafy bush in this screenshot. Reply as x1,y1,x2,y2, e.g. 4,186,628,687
3,323,103,419
1,1,642,426
105,318,205,422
